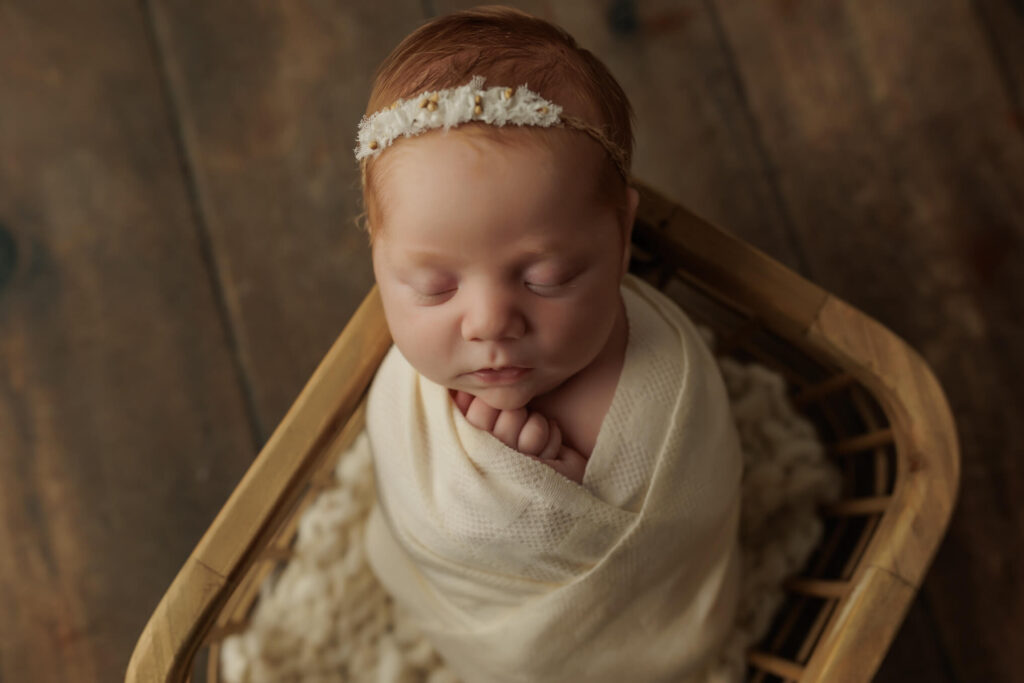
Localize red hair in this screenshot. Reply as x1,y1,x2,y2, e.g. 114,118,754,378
359,6,636,243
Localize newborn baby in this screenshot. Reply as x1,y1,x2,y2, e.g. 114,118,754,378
357,8,742,683
370,112,629,488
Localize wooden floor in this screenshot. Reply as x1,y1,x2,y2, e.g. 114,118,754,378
1,1,1022,680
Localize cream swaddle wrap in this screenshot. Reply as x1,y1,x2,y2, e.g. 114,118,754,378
364,273,743,683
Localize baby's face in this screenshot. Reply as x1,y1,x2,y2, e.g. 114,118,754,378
370,127,638,410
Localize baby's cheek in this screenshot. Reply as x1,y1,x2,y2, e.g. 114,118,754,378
543,319,600,371
394,313,459,379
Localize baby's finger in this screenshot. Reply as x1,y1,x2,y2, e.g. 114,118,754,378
524,445,587,485
553,445,588,484
491,408,529,449
451,389,474,416
516,412,550,455
557,446,589,483
536,419,562,461
465,396,500,431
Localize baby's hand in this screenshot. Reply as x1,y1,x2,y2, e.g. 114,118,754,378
451,389,554,455
450,390,587,484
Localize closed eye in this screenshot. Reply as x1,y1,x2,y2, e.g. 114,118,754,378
411,287,457,304
525,274,577,295
405,282,458,305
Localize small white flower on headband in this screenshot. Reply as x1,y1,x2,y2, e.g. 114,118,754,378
354,75,631,182
355,75,562,160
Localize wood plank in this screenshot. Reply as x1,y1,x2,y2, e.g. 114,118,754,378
127,290,391,681
714,0,1024,681
146,1,425,435
972,0,1024,121
0,1,256,680
875,594,957,683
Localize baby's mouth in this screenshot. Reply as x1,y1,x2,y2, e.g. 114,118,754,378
471,367,531,384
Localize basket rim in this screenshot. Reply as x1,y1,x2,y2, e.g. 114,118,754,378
126,181,961,683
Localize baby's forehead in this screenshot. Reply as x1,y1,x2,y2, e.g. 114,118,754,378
403,223,580,250
400,122,594,158
381,124,606,191
366,123,616,246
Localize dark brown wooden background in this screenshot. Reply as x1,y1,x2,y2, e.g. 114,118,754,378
2,1,1021,681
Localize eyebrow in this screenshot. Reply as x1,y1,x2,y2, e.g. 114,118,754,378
402,242,575,266
402,249,456,266
399,245,573,272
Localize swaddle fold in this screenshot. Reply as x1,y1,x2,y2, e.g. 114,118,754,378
364,273,743,683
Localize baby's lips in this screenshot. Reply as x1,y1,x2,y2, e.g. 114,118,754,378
470,366,531,384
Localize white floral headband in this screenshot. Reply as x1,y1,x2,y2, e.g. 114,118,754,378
354,75,630,181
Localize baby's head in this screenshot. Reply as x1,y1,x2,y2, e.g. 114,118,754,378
357,6,640,410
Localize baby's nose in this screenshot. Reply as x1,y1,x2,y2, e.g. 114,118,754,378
461,287,526,342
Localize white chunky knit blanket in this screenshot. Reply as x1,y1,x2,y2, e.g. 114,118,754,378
221,279,842,683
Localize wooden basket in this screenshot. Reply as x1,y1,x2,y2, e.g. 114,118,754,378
126,182,959,683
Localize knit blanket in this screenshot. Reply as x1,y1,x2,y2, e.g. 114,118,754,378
220,284,843,683
363,274,742,683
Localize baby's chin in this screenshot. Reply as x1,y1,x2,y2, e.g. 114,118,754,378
447,369,577,412
452,383,536,411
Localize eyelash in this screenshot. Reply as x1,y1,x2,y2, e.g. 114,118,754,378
413,278,573,303
525,280,567,294
414,289,455,303
528,269,582,293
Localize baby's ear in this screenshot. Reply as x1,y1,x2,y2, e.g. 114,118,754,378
620,186,640,276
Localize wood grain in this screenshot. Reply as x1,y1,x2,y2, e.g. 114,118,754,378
972,0,1024,119
0,1,255,680
713,0,1024,680
145,1,424,437
127,286,391,681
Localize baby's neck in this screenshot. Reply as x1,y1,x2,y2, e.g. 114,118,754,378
528,294,628,458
